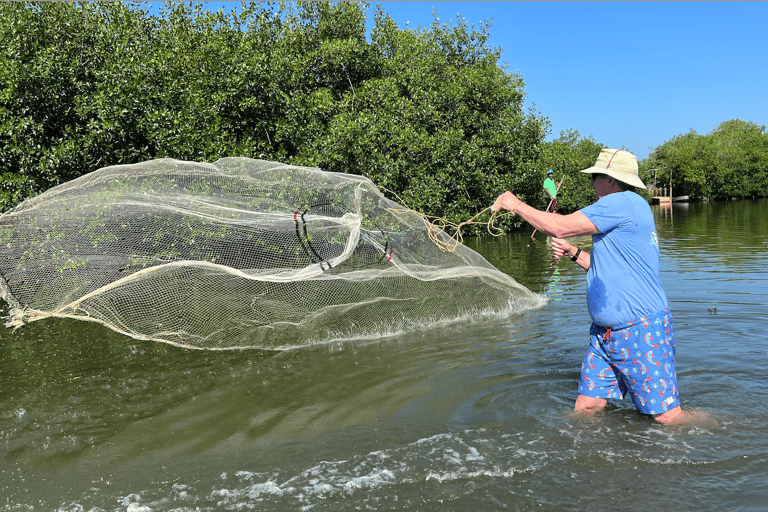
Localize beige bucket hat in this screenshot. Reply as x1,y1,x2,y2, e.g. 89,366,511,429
579,149,646,189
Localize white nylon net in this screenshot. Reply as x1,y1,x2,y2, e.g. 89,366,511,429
0,158,542,349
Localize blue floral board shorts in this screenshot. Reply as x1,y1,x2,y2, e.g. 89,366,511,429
578,308,680,415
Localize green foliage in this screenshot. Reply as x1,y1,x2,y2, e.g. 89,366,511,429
8,1,761,232
0,1,548,232
538,130,603,213
313,7,547,231
642,119,768,201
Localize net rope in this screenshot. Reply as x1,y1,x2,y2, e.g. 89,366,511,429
383,189,509,253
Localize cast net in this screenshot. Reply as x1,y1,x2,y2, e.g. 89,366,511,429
0,157,543,350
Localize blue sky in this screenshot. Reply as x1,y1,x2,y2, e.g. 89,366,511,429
146,1,768,160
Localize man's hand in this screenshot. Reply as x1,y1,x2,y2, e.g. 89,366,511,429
492,191,521,213
551,237,574,261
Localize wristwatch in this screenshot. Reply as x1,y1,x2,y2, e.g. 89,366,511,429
570,248,581,262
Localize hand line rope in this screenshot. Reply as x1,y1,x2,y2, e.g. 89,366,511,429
382,188,513,253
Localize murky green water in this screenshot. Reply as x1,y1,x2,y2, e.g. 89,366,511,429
2,199,767,511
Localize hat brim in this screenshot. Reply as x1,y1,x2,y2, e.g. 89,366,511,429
580,167,646,189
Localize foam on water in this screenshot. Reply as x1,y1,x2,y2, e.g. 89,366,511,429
46,421,728,512
286,294,549,351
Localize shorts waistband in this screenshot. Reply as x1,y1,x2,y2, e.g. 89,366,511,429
594,307,671,332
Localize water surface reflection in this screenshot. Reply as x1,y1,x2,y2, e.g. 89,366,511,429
1,199,767,510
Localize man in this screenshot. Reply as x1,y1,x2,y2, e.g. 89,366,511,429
543,169,558,213
492,149,688,425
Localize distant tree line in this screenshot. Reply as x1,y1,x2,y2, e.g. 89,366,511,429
0,2,764,228
641,119,768,201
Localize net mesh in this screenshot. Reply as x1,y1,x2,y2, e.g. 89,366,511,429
0,157,543,349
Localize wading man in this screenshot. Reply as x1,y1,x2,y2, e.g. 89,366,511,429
543,169,558,213
493,149,689,424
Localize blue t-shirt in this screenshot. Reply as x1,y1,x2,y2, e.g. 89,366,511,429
580,191,668,327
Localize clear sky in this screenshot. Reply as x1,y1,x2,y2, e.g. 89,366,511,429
371,1,768,160
146,1,768,160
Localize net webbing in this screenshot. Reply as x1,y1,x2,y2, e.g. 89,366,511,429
0,157,543,349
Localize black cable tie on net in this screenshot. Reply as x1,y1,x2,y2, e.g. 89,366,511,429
294,205,332,271
384,230,393,262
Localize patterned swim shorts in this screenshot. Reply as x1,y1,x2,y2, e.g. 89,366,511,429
578,308,680,415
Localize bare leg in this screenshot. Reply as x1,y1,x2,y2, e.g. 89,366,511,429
574,394,608,413
654,406,714,426
653,406,684,425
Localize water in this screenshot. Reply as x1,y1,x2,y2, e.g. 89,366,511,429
2,199,767,511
